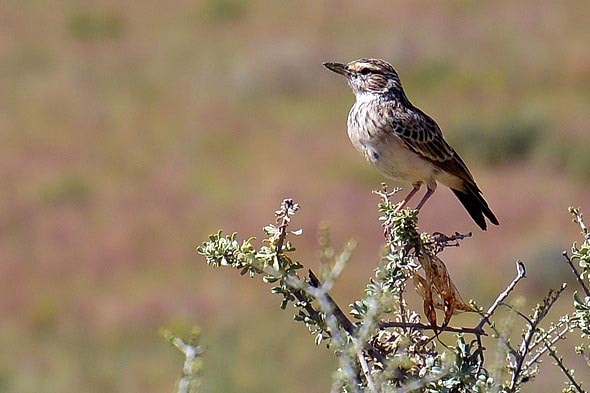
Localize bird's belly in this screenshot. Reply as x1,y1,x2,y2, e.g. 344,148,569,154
351,135,438,184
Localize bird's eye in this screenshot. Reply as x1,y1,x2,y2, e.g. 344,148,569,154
359,68,371,76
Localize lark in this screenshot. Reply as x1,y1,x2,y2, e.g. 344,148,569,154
324,58,498,230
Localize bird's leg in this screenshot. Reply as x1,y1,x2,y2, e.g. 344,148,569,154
395,183,421,212
415,184,437,211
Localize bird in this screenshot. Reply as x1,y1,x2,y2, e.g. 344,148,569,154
323,58,498,230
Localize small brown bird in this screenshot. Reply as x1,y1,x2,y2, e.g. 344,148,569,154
324,58,498,230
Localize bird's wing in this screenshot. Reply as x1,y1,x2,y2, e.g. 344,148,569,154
384,105,478,187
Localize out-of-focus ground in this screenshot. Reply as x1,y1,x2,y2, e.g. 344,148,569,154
1,1,589,392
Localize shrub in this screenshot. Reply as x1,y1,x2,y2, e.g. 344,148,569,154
165,192,590,392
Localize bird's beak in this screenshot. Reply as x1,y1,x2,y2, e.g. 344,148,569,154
323,62,349,77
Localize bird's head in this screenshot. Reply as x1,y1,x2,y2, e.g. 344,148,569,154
323,58,404,99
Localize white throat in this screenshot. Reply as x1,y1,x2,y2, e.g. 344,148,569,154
354,91,380,105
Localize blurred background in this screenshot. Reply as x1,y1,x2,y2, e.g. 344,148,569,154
1,1,589,392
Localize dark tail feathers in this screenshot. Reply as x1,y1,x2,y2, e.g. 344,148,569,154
452,183,499,231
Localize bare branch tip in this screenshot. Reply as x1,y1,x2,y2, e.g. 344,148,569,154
516,260,527,278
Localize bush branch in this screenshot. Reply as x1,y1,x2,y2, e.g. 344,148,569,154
477,260,527,331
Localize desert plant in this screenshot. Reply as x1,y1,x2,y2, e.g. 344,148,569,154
164,189,590,393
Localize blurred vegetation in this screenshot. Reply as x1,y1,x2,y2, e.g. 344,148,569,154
38,173,94,207
449,116,590,183
449,115,547,165
200,0,249,23
67,11,125,41
547,137,590,184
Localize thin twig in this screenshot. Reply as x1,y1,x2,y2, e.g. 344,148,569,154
271,201,332,346
570,207,590,241
161,329,204,393
473,260,526,372
494,331,519,357
275,199,299,255
526,316,569,358
525,325,569,369
357,347,377,393
308,270,356,335
508,284,568,391
308,270,387,365
501,303,533,324
432,231,473,243
563,251,590,297
379,321,486,336
307,281,363,393
544,341,587,393
476,260,527,331
273,201,358,344
509,324,536,389
430,231,472,253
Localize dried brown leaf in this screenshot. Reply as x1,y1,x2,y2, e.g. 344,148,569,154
413,252,475,329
